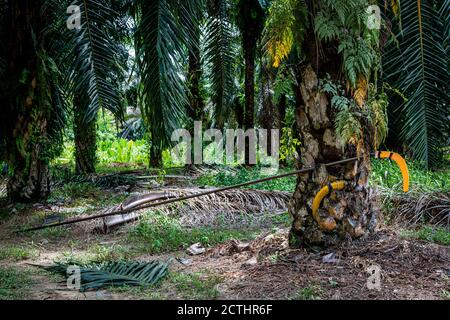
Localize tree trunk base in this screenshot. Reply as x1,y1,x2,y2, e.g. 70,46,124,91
288,176,380,248
7,145,50,203
74,113,97,175
288,64,380,249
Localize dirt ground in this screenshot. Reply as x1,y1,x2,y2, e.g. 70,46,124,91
0,173,448,300
0,225,448,300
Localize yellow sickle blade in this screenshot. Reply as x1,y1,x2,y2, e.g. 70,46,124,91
312,181,346,232
375,151,410,193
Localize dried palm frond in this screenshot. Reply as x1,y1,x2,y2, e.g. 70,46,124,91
101,188,291,232
353,75,368,107
161,188,291,226
385,191,450,228
184,164,239,177
0,178,6,199
41,260,170,292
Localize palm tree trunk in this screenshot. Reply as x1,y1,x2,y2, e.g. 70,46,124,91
186,27,204,168
288,63,379,248
74,106,97,175
187,33,204,122
7,114,51,203
5,0,50,202
243,37,256,165
259,65,279,157
278,93,287,129
149,145,163,168
278,93,288,167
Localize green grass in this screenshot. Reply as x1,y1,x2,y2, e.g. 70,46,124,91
194,158,449,193
294,285,323,300
270,212,291,227
196,166,297,192
194,159,449,194
49,182,102,201
400,226,450,245
441,290,450,300
0,266,33,300
0,246,38,261
54,111,148,168
88,243,134,262
129,212,259,254
95,163,146,174
371,158,449,192
55,242,137,266
110,271,223,300
27,225,69,241
45,180,129,215
169,272,223,300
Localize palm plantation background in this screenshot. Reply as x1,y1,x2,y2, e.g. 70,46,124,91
0,0,448,300
0,0,448,203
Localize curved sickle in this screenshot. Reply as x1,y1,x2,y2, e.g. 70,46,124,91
312,181,346,232
374,151,410,193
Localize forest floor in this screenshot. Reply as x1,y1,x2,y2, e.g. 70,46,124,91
0,165,449,300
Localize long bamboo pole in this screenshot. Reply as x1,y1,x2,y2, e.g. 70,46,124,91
19,157,360,233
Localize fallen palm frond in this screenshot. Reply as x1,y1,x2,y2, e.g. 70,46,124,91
101,188,291,232
0,179,6,199
41,260,170,292
381,190,450,228
163,188,291,227
184,164,240,177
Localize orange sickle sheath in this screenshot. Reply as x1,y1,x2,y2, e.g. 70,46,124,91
311,181,346,232
311,152,409,231
374,151,410,193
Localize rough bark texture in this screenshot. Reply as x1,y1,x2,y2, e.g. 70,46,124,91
186,28,204,169
187,35,204,123
74,109,97,175
278,94,287,128
4,0,51,202
149,145,163,168
243,37,256,165
238,0,264,165
288,64,379,248
7,115,50,202
233,99,245,129
259,65,280,156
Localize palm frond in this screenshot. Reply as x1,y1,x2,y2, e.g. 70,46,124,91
204,0,238,128
49,0,127,123
262,0,308,68
42,260,170,292
175,0,205,53
383,0,449,168
101,187,291,231
135,0,191,153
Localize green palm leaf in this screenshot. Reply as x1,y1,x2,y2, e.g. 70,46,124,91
135,0,194,156
42,260,170,292
51,0,127,123
204,0,237,128
383,0,449,168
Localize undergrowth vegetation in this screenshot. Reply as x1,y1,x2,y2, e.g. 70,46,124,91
0,246,38,262
129,212,260,254
371,158,449,192
195,159,449,193
0,267,33,300
400,226,450,246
